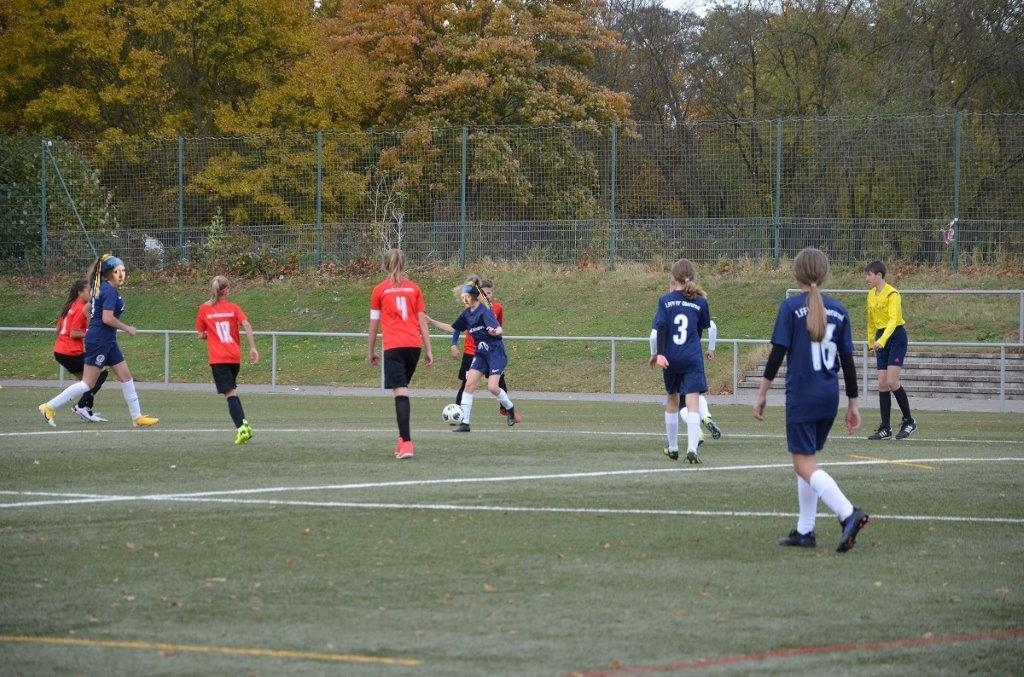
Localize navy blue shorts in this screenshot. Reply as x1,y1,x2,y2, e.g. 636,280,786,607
383,347,421,389
469,341,507,376
662,370,708,396
84,341,125,369
786,418,836,455
875,326,908,370
211,363,241,394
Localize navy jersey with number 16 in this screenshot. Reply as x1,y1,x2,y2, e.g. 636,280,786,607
770,292,855,423
652,291,710,373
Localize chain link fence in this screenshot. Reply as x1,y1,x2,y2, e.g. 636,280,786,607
2,112,1021,276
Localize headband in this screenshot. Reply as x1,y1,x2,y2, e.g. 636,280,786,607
102,256,124,273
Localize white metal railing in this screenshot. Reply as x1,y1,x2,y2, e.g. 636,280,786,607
786,288,1024,345
2,327,1019,411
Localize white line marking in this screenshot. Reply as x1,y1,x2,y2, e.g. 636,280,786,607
3,458,1023,525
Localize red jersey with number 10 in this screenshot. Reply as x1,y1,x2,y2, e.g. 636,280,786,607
370,278,426,350
196,300,249,364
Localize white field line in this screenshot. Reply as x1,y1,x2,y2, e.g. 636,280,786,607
2,457,1023,524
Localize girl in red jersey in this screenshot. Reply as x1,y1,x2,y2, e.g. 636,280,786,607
196,275,260,444
368,249,434,459
52,279,109,422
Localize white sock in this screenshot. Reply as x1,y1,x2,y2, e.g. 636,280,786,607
678,407,689,422
797,476,818,534
459,393,474,424
664,412,678,450
47,381,91,410
685,411,701,451
809,469,854,521
497,389,513,411
121,379,142,420
698,395,710,420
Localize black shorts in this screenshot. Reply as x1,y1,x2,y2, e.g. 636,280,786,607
211,363,241,394
383,347,421,390
54,352,85,376
457,352,474,381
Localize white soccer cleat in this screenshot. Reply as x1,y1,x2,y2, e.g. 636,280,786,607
74,405,106,423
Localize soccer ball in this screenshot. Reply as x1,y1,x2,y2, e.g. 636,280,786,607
442,403,463,425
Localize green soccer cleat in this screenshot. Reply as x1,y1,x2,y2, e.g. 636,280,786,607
235,420,253,445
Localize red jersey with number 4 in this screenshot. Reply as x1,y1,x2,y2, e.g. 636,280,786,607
370,278,426,350
53,298,88,356
196,300,249,364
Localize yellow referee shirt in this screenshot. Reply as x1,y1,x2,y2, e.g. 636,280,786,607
866,283,906,348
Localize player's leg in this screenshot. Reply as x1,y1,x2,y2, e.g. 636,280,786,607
663,389,680,460
682,391,702,463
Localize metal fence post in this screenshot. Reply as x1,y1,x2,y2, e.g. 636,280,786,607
39,139,47,274
316,130,324,267
952,111,961,273
459,125,468,268
609,123,617,271
177,136,185,260
773,118,782,267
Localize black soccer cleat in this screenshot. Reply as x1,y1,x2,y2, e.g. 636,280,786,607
663,447,679,461
895,418,917,440
778,530,817,548
836,507,869,553
452,423,471,433
685,449,701,464
867,424,892,440
704,418,722,439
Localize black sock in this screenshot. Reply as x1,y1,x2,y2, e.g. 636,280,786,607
879,391,892,428
455,381,466,406
893,386,912,421
395,395,411,441
227,395,246,428
78,370,108,409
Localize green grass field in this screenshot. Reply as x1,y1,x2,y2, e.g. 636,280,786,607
1,386,1021,675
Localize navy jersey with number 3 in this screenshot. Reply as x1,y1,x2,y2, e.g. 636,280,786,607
652,291,710,373
770,292,855,423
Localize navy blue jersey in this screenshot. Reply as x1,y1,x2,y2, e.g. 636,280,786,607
652,291,710,373
452,304,503,350
86,280,125,346
770,292,855,423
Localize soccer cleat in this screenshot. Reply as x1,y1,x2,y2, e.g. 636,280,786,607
74,405,105,423
235,420,253,445
39,403,56,427
698,430,705,447
778,530,817,548
663,447,679,461
685,449,701,464
895,418,917,440
452,423,471,433
133,414,158,427
395,439,414,459
836,507,870,553
90,410,109,422
867,424,892,440
703,417,722,439
506,407,521,426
